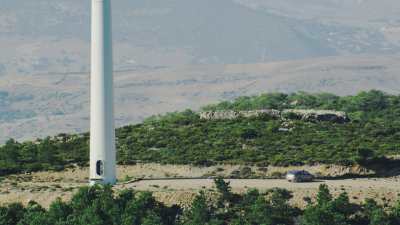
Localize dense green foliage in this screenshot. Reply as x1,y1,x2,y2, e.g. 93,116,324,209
0,135,89,176
0,179,399,225
1,90,400,176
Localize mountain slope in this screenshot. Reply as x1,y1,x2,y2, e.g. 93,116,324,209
235,0,400,26
2,0,400,77
1,55,400,143
0,0,339,77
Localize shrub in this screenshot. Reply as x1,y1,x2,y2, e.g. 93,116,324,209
1,181,400,224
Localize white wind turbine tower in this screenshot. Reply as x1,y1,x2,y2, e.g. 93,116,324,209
90,0,116,185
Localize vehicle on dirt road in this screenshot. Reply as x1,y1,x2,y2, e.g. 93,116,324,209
286,170,314,182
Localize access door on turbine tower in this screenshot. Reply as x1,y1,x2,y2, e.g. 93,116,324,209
96,160,104,176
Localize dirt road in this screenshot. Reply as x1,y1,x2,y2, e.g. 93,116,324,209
127,177,400,193
0,165,399,208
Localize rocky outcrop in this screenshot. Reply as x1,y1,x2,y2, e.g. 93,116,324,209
200,109,350,123
282,109,350,123
200,110,281,120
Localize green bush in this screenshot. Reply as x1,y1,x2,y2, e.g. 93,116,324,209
2,181,399,225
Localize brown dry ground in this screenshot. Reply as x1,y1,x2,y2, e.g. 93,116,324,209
0,163,398,209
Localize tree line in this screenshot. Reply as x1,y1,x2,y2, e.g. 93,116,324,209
1,179,399,225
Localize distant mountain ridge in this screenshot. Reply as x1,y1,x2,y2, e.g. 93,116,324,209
1,0,400,142
1,0,400,76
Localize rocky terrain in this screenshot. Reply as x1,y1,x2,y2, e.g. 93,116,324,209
200,109,350,123
200,110,281,120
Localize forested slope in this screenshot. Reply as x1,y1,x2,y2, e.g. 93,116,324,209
1,90,400,176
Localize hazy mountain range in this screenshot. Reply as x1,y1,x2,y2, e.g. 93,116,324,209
1,0,400,142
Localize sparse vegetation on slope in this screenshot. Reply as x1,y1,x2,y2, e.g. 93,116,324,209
1,90,400,176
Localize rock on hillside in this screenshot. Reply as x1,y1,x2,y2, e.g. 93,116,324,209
200,109,350,123
282,109,350,123
199,109,281,120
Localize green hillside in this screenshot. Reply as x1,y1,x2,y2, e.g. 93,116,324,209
1,90,400,176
